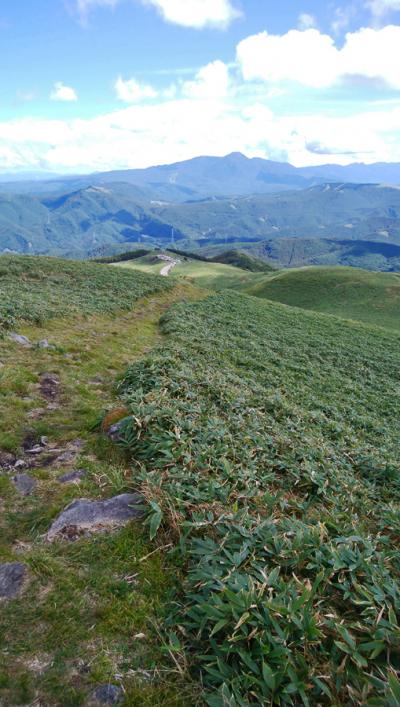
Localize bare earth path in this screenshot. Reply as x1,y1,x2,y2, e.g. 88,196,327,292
0,283,205,706
160,260,179,277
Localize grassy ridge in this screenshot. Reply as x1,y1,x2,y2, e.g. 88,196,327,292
0,255,173,331
210,249,275,273
117,293,400,705
116,254,268,291
246,266,400,331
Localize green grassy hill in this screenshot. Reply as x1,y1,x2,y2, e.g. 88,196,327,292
1,255,400,705
116,252,269,290
211,248,275,272
118,291,400,705
0,255,173,331
246,266,400,330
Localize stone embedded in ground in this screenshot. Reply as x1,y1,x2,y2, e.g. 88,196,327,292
9,333,31,347
86,684,123,706
38,339,55,349
46,493,143,541
0,451,16,469
40,372,60,400
107,417,132,442
26,445,44,455
58,469,87,484
0,562,27,599
11,473,37,496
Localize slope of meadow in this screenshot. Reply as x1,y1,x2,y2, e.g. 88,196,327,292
246,266,400,331
0,255,173,331
117,292,400,705
116,253,268,290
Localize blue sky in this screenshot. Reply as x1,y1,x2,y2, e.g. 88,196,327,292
1,0,400,172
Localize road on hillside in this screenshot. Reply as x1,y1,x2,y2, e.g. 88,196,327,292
160,260,179,277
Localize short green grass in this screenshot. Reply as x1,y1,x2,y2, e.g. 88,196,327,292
116,292,400,705
246,265,400,331
0,255,173,331
0,278,205,706
116,254,267,291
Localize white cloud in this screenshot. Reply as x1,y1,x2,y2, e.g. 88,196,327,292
115,76,158,102
75,0,241,27
237,25,400,89
50,82,78,102
2,85,400,174
237,29,339,89
182,61,230,98
298,13,316,29
366,0,400,16
141,0,241,28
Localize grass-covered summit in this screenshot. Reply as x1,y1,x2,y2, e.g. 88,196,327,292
0,255,173,331
117,291,400,705
246,266,400,331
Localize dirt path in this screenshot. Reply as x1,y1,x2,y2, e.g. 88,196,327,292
160,260,179,277
0,283,204,706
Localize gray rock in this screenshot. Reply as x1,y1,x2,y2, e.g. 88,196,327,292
11,473,37,496
26,445,44,455
38,339,55,349
0,562,26,599
47,493,143,541
107,418,131,442
0,451,16,469
58,469,87,484
40,372,60,400
86,684,123,705
9,333,31,347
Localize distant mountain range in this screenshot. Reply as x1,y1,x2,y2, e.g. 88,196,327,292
2,152,400,199
1,153,400,269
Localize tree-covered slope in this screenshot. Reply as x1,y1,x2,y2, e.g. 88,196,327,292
2,182,400,266
245,266,400,330
117,291,400,705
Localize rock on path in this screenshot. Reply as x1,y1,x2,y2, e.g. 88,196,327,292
86,684,123,706
0,562,27,600
47,493,143,541
11,473,37,496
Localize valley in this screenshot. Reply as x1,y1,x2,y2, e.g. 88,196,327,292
1,155,400,272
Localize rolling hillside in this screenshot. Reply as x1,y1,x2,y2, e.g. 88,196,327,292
246,266,400,330
118,291,400,705
116,252,268,290
0,255,173,330
1,254,400,705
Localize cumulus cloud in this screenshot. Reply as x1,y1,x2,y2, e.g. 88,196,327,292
50,82,78,101
75,0,240,28
141,0,241,28
115,76,158,102
366,0,400,16
2,86,400,174
182,61,230,98
236,25,400,89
